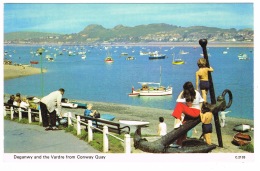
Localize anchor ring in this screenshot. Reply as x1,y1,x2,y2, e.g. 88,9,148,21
222,89,232,108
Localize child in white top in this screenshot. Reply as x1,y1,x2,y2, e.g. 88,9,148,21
158,117,167,136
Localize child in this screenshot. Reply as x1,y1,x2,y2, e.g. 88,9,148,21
200,102,213,145
195,58,214,102
84,104,100,118
158,117,167,136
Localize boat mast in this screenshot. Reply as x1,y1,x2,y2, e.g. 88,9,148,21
160,66,162,87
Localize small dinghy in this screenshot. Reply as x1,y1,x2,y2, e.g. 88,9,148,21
232,132,251,146
233,124,251,132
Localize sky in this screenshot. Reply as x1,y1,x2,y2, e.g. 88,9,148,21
3,2,254,34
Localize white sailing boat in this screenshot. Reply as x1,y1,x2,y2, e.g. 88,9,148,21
129,66,172,96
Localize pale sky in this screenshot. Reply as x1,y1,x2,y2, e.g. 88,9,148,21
4,3,254,34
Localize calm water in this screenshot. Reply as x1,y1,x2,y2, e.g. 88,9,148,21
4,45,254,120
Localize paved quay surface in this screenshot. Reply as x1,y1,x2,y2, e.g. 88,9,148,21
4,120,100,153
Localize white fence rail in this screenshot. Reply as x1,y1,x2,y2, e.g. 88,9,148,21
70,114,131,153
3,106,132,153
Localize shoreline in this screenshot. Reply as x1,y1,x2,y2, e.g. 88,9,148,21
3,94,254,153
4,42,254,48
4,64,47,80
3,58,254,153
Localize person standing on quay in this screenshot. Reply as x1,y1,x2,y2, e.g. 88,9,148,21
40,88,65,130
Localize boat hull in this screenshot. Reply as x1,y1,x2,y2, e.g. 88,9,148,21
30,61,39,64
172,61,184,65
149,55,166,60
105,60,114,63
232,132,251,146
233,124,251,132
133,87,172,96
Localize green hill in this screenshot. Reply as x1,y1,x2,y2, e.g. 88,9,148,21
4,23,254,44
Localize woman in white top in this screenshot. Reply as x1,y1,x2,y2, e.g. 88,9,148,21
172,81,204,145
172,81,204,121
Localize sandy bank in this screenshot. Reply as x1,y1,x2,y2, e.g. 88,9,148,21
4,64,47,80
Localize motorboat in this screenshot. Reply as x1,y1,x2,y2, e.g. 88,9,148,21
238,53,249,60
149,51,166,60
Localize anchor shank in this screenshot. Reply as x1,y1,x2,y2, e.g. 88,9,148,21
199,39,223,147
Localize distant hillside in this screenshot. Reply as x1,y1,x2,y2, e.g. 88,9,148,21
4,32,62,41
4,23,254,44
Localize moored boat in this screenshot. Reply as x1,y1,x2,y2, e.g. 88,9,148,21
233,124,251,132
126,56,135,60
172,53,184,65
232,132,251,146
105,48,114,63
139,51,150,56
149,51,166,60
179,50,189,55
105,56,114,63
130,66,172,96
172,59,185,65
238,53,249,60
223,51,228,54
30,61,39,64
132,82,172,96
81,54,86,59
121,52,128,56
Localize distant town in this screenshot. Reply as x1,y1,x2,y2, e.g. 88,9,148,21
4,23,254,46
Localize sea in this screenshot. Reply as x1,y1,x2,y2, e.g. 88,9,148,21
3,44,254,120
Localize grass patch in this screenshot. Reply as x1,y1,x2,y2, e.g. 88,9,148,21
239,144,254,153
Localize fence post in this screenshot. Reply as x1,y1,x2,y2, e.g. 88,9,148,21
39,110,42,124
124,134,131,154
3,106,7,117
18,108,22,121
103,126,109,153
28,108,32,123
77,115,81,135
10,107,14,120
68,112,72,126
88,120,93,142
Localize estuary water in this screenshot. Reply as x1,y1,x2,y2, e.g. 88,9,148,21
4,44,254,120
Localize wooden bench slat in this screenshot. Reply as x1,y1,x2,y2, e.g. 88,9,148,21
75,114,130,134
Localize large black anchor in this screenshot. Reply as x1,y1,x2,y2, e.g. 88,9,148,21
199,39,233,147
133,39,232,153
